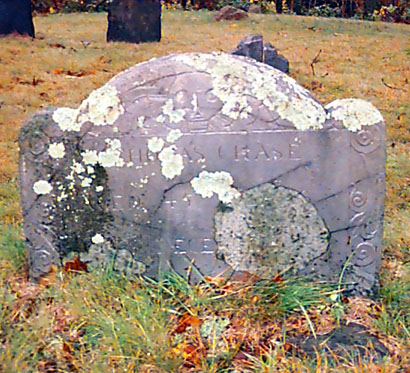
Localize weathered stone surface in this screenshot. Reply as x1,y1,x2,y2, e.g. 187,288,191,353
231,35,290,73
0,0,34,37
107,0,161,43
215,6,248,21
19,53,386,293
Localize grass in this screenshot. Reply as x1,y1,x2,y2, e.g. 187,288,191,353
0,9,409,371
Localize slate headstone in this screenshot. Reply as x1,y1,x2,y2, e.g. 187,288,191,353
264,42,289,73
231,34,264,63
107,0,161,43
0,0,34,38
231,35,290,73
19,53,386,294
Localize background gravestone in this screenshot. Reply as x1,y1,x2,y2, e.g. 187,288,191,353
0,0,35,37
107,0,161,43
19,53,386,294
231,35,290,73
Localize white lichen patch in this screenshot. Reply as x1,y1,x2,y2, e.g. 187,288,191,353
81,177,92,188
158,146,184,180
156,98,186,124
91,233,105,244
176,53,327,130
57,191,68,201
52,107,82,132
77,84,124,127
33,180,53,195
48,142,65,159
325,98,384,132
137,116,145,128
147,137,165,153
82,150,99,165
97,139,125,168
191,171,240,204
191,93,199,112
71,161,85,174
166,129,183,143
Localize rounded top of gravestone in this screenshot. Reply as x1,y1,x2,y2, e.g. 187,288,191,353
52,53,384,139
52,53,329,137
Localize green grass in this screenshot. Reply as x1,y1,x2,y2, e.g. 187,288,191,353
0,9,409,371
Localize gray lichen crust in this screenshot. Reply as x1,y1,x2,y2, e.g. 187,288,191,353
214,184,330,276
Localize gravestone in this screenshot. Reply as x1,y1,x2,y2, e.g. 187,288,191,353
107,0,161,43
231,35,290,73
0,0,35,38
19,53,386,293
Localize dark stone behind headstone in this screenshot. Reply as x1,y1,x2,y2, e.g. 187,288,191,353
264,42,290,73
231,34,263,63
107,0,161,43
0,0,34,38
231,35,290,73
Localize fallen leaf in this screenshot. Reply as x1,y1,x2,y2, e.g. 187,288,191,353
173,313,202,334
63,257,87,273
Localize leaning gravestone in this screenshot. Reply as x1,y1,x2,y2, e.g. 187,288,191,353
0,0,35,38
107,0,161,43
19,53,386,293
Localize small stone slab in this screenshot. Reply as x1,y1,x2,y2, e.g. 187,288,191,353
231,35,290,73
291,323,389,363
107,0,161,43
0,0,34,37
19,53,386,293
